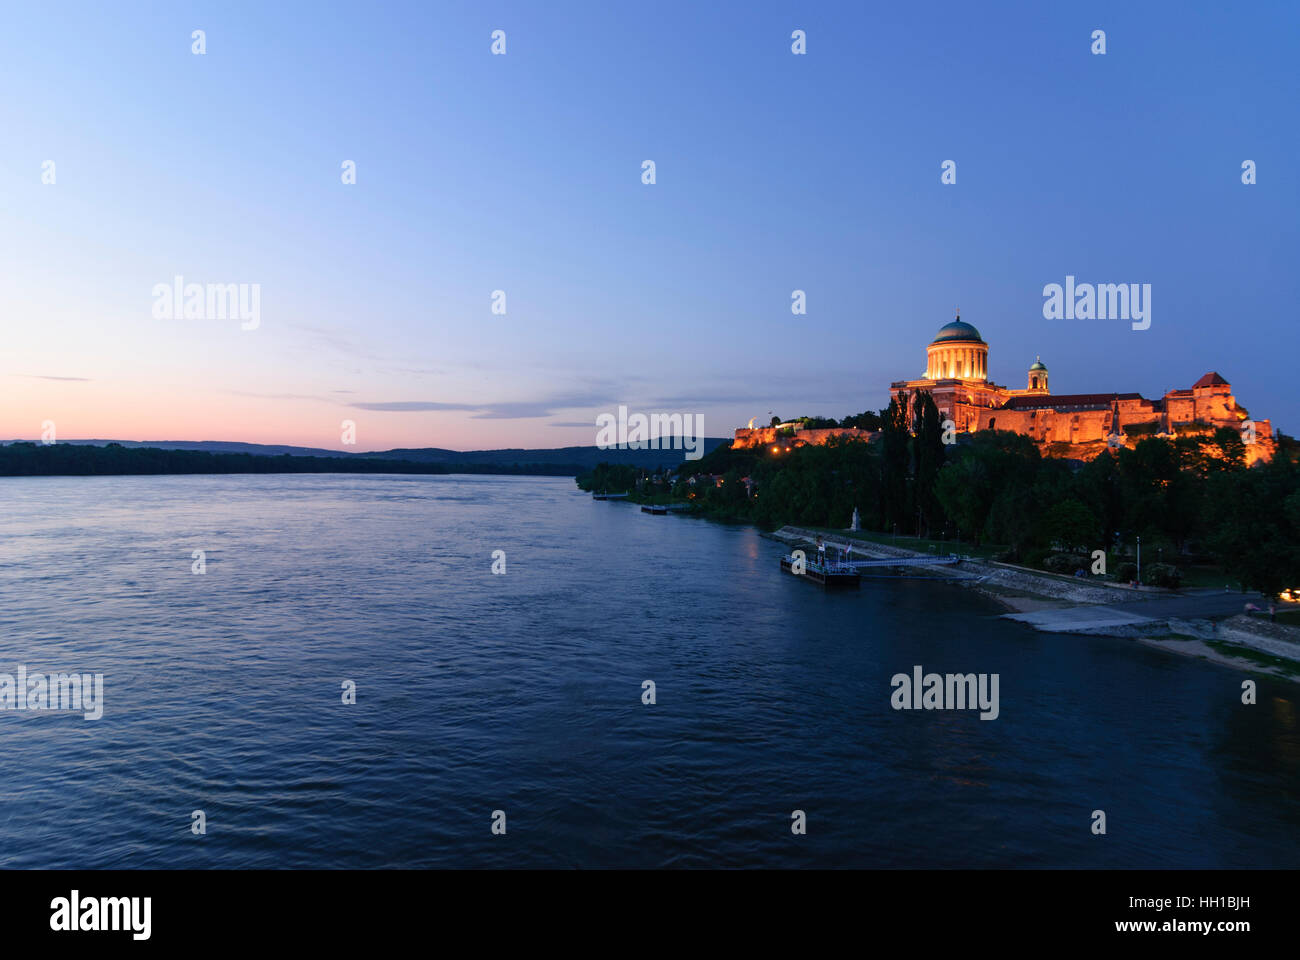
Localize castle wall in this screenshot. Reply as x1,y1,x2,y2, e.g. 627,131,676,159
733,425,875,449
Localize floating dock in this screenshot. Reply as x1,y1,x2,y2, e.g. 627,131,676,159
780,554,862,587
843,554,963,569
640,503,692,515
592,492,630,500
780,541,964,587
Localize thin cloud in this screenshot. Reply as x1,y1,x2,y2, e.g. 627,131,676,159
226,390,330,402
287,322,389,363
470,402,565,420
651,392,841,406
351,401,481,412
351,386,624,420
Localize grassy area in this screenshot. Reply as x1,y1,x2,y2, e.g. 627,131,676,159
1275,608,1300,627
1176,564,1238,590
1206,639,1300,678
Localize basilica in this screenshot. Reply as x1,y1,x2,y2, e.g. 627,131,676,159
888,315,1275,464
734,314,1275,463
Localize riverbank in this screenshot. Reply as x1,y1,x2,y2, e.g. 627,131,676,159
767,525,1133,603
766,524,1300,684
1153,615,1300,682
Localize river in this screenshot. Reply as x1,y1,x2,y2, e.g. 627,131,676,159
0,473,1295,867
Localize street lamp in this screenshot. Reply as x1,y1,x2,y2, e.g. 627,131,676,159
1136,535,1141,587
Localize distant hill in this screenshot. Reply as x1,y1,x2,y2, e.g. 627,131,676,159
41,438,731,473
0,442,576,478
58,439,348,458
351,442,729,470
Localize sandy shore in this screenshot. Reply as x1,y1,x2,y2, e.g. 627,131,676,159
1135,635,1300,683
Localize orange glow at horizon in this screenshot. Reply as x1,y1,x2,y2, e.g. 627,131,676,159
0,380,597,453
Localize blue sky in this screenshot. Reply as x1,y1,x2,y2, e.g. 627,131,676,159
1,0,1296,450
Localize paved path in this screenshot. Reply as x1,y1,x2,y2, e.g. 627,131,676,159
845,555,961,569
1005,590,1267,633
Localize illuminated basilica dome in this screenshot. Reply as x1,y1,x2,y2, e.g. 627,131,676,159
926,313,988,381
931,318,984,343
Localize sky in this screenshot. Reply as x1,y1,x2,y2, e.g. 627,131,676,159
1,0,1296,452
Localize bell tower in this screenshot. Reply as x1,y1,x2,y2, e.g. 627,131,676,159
1027,356,1049,394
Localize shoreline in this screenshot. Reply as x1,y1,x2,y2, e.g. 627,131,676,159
1131,634,1298,682
765,524,1300,685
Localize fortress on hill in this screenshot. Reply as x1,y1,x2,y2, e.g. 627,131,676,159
733,315,1275,464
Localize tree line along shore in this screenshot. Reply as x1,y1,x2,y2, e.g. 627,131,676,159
0,442,581,478
577,390,1300,603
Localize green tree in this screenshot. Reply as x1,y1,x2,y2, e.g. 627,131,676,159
1042,498,1097,551
880,394,912,533
911,391,946,537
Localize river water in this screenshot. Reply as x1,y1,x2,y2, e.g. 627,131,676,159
0,473,1296,867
